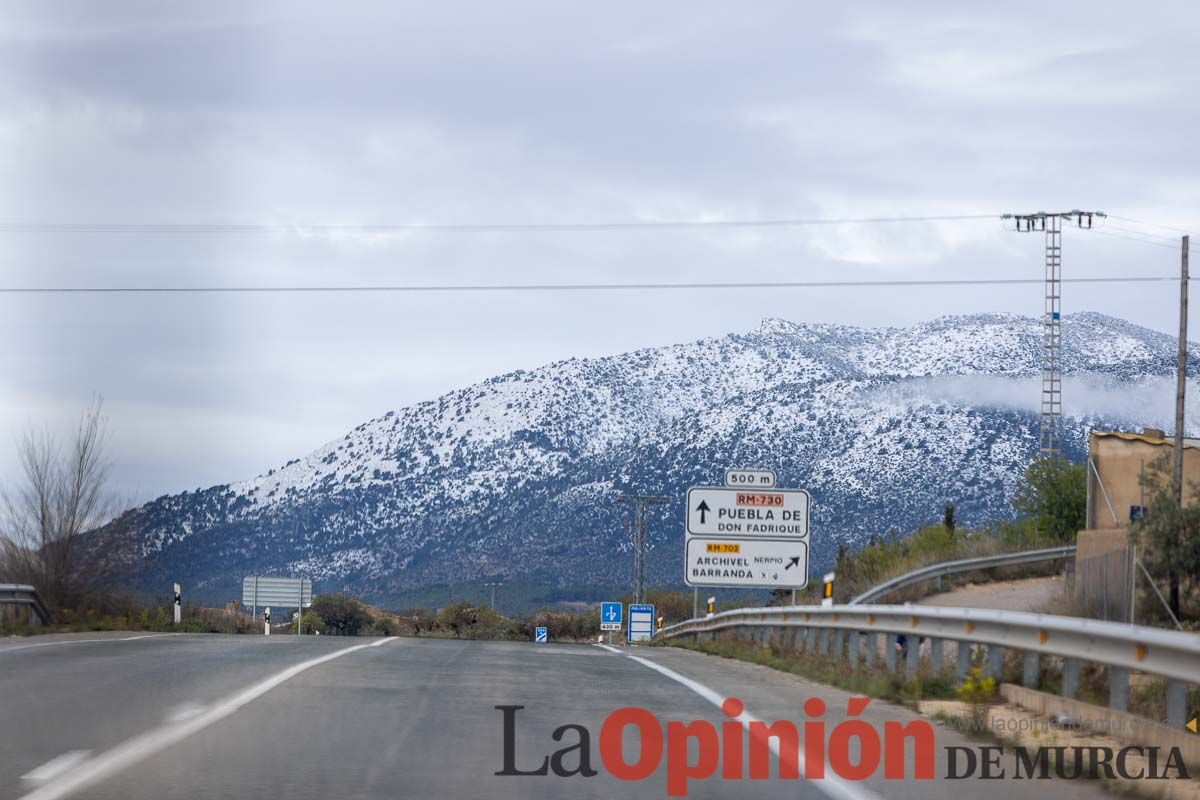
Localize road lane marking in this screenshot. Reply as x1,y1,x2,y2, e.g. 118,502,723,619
21,751,91,785
17,637,399,800
595,643,623,654
120,634,179,642
610,648,883,800
0,634,180,655
165,703,206,723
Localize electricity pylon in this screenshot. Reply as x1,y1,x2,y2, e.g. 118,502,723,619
618,494,669,604
1003,210,1105,459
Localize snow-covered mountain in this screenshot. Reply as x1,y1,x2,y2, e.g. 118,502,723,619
93,312,1199,609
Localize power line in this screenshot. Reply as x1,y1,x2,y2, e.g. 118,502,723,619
0,214,1000,236
1099,220,1179,243
1106,214,1194,236
1093,229,1180,249
0,275,1183,295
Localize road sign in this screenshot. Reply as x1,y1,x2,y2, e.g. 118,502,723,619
686,487,809,537
241,576,313,610
600,601,622,631
685,486,810,589
685,538,808,588
724,468,776,488
534,626,548,643
628,603,654,642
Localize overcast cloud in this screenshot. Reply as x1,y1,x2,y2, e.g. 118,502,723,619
1,1,1197,500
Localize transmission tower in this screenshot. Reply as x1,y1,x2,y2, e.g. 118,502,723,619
618,494,669,604
1003,210,1105,459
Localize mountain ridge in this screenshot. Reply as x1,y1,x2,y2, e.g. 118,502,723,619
92,311,1199,609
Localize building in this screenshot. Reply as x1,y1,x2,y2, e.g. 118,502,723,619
1085,429,1200,536
1076,428,1199,622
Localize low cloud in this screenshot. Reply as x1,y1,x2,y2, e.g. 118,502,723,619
869,374,1198,434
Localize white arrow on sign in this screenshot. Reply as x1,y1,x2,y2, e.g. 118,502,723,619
686,487,809,539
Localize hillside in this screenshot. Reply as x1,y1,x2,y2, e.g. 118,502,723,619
90,312,1199,609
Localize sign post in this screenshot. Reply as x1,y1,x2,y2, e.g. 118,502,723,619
684,486,810,590
821,572,835,607
172,582,182,625
264,607,271,636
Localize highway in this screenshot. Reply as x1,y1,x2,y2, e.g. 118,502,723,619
0,633,1105,799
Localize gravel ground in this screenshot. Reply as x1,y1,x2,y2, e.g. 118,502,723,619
916,574,1066,612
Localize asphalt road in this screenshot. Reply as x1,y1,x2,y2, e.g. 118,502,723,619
0,633,1106,799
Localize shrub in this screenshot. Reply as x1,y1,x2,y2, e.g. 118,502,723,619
310,594,372,635
292,610,326,635
956,666,996,730
1012,457,1086,543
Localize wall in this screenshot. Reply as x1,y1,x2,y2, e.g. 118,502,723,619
1086,431,1200,530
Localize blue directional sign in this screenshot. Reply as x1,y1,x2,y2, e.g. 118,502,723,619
534,626,548,643
628,603,654,642
601,602,622,623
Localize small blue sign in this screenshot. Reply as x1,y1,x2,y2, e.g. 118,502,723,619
534,626,548,643
601,602,622,624
628,603,655,642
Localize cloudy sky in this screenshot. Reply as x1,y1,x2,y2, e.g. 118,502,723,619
0,1,1197,500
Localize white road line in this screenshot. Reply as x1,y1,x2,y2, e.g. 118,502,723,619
21,751,91,784
120,634,180,642
165,702,206,723
0,633,180,655
17,637,399,800
595,643,623,654
620,650,884,800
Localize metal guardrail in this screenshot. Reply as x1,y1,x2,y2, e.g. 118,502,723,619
656,602,1199,727
847,544,1077,605
0,583,52,625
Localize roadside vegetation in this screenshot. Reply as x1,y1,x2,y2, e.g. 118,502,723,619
1127,453,1200,624
1,597,261,636
821,457,1084,606
394,587,697,642
0,399,125,615
667,635,959,706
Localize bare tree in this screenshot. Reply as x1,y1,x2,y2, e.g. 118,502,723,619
0,399,123,611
